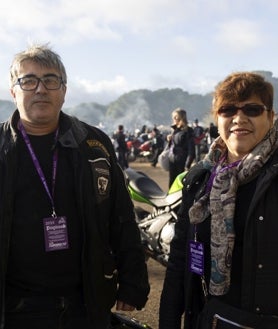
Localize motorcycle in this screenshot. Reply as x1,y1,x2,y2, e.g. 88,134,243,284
125,167,186,266
127,139,155,163
126,138,142,162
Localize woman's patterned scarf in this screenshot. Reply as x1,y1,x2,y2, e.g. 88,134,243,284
189,119,278,295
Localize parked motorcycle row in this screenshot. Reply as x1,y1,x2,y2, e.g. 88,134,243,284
126,133,165,163
126,138,154,162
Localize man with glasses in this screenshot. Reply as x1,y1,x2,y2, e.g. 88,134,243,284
0,44,149,329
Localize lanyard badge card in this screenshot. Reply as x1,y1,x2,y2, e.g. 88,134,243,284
19,120,69,252
43,215,69,252
189,239,204,276
189,225,208,301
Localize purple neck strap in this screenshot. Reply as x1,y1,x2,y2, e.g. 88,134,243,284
18,120,59,217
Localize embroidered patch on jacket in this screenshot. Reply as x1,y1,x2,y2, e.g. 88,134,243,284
86,139,109,157
88,159,111,203
97,176,109,195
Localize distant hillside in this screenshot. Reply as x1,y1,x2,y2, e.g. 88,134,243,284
105,88,213,130
1,70,278,133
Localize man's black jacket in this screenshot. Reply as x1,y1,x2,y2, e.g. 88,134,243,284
0,110,150,329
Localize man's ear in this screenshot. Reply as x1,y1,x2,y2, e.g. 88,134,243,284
10,87,16,99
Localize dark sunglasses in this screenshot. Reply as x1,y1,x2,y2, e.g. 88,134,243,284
218,103,268,118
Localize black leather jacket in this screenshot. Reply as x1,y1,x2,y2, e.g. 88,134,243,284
0,110,150,329
160,152,278,328
169,125,195,168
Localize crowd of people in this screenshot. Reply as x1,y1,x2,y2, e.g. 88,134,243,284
112,119,219,183
1,43,277,329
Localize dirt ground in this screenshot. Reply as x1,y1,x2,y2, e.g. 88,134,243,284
113,160,169,329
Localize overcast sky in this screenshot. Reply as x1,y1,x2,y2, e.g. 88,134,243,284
1,0,278,107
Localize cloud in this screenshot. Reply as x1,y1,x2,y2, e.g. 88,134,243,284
76,75,129,94
1,0,278,44
1,0,278,108
64,75,130,106
215,19,263,52
0,0,188,45
172,36,196,56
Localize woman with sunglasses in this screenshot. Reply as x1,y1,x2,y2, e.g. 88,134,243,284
159,72,278,329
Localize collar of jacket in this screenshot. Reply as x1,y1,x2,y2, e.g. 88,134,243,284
3,110,88,149
183,163,211,196
248,148,278,209
57,112,88,148
171,124,188,132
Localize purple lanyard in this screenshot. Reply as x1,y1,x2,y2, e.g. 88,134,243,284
18,120,59,217
206,155,241,193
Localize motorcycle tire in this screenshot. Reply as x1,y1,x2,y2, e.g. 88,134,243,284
110,312,153,329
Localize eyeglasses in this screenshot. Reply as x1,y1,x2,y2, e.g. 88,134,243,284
14,75,64,91
217,103,268,118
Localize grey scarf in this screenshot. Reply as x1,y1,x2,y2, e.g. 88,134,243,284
189,119,278,295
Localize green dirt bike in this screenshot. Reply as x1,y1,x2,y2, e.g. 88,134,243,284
125,167,186,266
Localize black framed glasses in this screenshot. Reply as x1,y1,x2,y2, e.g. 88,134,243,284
14,75,64,91
217,103,268,118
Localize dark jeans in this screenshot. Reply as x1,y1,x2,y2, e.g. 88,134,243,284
4,294,96,329
168,161,184,188
151,147,163,166
117,150,128,169
195,144,202,162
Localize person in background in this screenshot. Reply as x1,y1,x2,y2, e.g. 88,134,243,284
206,122,219,147
0,43,149,329
139,125,149,142
193,118,206,162
206,122,219,150
114,124,129,169
208,122,219,140
167,108,195,187
150,127,165,167
159,71,278,328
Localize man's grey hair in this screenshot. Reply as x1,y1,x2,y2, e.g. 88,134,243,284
9,43,67,87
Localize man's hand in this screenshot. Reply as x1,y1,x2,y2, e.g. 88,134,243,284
116,300,135,311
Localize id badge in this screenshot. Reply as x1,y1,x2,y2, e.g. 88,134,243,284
43,216,69,252
189,240,204,275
